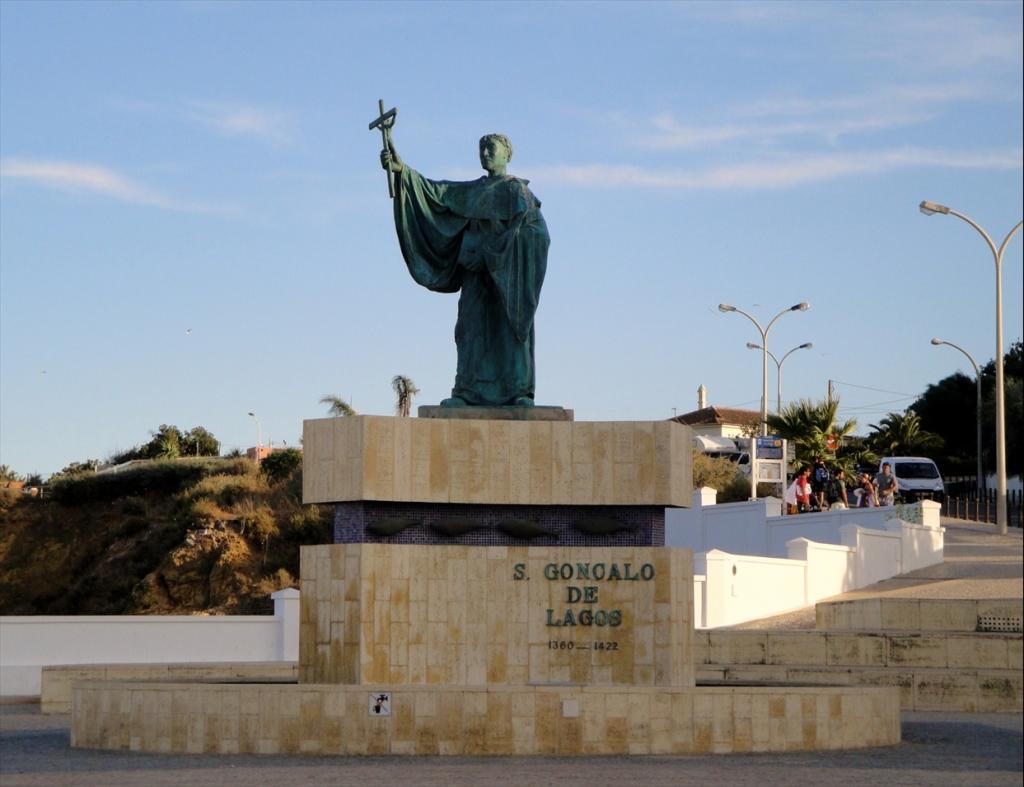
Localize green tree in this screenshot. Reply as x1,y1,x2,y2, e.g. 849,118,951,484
320,395,357,417
910,372,977,474
54,459,99,477
766,398,857,468
144,425,182,459
982,376,1023,477
911,340,1022,475
392,375,420,418
867,411,943,456
691,450,739,492
181,426,220,457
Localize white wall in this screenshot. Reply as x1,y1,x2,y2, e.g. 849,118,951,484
787,538,855,602
765,507,893,556
668,494,940,560
892,519,944,573
696,516,945,629
841,525,903,588
693,574,706,629
666,496,778,555
0,589,298,698
700,550,808,628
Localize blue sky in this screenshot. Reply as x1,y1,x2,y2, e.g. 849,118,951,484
1,0,1022,476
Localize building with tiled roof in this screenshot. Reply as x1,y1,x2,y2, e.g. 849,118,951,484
670,385,760,444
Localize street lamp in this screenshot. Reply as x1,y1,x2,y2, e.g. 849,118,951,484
719,302,810,435
930,338,983,499
747,341,813,414
920,200,1022,534
247,411,262,466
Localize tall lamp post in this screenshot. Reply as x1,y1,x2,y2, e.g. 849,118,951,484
247,411,262,466
747,341,813,414
930,338,983,499
920,200,1022,534
719,302,810,435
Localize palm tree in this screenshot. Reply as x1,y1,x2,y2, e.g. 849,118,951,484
392,375,421,418
766,397,857,468
868,411,943,456
320,395,357,417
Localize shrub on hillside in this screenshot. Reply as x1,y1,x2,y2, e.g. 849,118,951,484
181,473,267,508
260,449,303,485
49,458,252,505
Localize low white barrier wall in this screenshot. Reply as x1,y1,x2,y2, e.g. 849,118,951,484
787,538,854,603
698,550,808,629
668,492,942,560
695,512,945,629
841,525,902,588
765,508,891,556
0,589,299,698
890,519,944,573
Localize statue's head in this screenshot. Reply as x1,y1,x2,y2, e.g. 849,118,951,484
479,133,512,175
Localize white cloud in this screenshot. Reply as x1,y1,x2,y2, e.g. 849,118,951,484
639,82,993,151
643,111,934,150
0,158,224,212
183,101,292,144
109,98,294,145
534,147,1023,191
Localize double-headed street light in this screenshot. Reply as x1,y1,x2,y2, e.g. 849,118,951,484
747,341,813,414
719,302,810,436
920,200,1022,534
930,338,983,499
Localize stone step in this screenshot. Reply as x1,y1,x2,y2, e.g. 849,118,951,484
696,663,1021,713
695,629,1023,671
815,597,1023,633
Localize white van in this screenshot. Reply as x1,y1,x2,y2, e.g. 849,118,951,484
878,457,945,502
693,435,751,476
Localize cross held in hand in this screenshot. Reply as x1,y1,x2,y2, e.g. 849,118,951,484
369,98,398,198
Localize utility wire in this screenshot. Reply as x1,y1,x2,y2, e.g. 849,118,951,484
830,380,918,397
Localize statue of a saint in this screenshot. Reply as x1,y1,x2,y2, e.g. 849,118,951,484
380,133,549,407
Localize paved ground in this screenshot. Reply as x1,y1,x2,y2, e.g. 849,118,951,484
0,704,1020,787
732,519,1023,630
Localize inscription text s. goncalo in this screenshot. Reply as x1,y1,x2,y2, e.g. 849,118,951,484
542,562,655,581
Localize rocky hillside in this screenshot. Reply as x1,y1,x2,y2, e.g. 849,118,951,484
0,457,331,615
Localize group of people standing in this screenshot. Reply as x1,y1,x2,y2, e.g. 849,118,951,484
785,458,899,514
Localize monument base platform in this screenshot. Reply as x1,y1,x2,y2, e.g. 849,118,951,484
71,680,900,755
418,405,574,421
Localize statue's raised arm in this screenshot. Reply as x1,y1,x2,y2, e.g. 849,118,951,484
368,99,398,197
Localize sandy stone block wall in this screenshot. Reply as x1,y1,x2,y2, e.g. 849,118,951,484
695,630,1022,712
71,682,900,756
42,662,297,715
302,417,692,507
300,544,694,688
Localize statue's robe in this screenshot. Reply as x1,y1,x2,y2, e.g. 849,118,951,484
393,168,549,406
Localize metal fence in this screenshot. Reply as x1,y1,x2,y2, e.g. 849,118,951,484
943,476,1023,528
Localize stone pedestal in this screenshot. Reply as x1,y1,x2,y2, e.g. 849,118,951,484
302,416,692,546
299,544,694,688
69,414,902,756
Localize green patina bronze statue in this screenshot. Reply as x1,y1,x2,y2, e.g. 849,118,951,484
373,105,549,408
